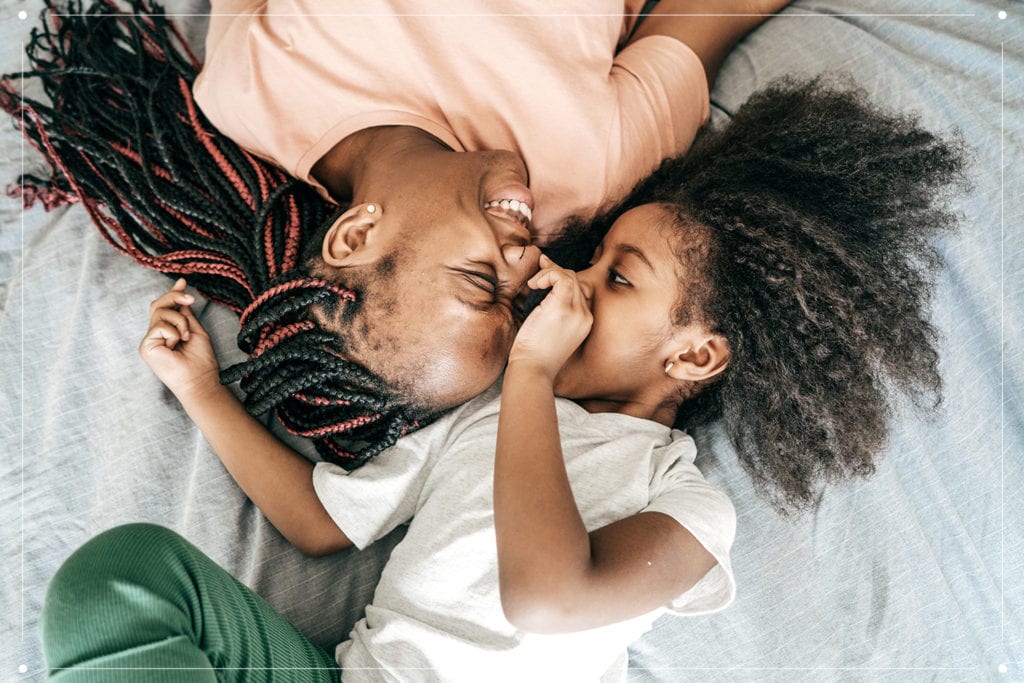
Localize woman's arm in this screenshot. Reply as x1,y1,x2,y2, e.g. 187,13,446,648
627,0,792,88
494,260,717,634
139,280,352,557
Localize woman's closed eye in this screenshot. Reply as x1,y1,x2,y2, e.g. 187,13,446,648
463,269,498,295
459,268,523,322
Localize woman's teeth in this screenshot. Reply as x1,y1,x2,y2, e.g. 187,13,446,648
484,198,532,225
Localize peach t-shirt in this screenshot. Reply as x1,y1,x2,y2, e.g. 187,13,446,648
194,0,709,239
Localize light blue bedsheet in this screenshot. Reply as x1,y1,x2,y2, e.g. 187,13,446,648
1,1,1020,680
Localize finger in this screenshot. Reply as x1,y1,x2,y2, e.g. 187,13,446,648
544,270,581,307
149,294,195,318
572,276,593,312
530,270,560,294
528,269,554,289
529,265,572,291
143,321,182,351
172,277,187,292
538,254,559,269
527,270,550,290
150,290,196,318
153,310,191,342
527,257,571,288
178,304,209,338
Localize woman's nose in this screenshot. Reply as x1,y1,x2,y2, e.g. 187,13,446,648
502,244,541,283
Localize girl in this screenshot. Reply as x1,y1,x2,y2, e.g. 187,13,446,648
547,76,967,513
41,77,965,679
44,218,737,682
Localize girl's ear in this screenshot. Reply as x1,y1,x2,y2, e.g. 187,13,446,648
665,329,730,382
322,203,382,266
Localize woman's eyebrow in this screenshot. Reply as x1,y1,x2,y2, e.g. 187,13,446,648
614,243,654,272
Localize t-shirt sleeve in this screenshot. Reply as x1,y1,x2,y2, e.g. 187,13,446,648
204,0,262,60
606,35,710,196
645,443,737,615
312,416,451,550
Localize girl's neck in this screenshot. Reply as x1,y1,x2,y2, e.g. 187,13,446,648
571,397,680,427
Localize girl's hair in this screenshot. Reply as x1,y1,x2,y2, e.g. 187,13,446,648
547,76,968,514
2,0,426,468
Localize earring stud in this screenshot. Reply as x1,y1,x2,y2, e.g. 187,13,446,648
366,204,376,214
664,361,674,374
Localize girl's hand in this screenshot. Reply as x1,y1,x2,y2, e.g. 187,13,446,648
507,255,593,381
138,278,221,401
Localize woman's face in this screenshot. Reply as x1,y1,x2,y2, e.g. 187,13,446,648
331,149,543,411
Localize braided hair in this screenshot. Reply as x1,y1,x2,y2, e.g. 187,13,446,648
547,76,968,514
2,0,427,468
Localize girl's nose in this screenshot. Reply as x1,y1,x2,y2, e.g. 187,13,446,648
575,263,598,297
577,274,594,305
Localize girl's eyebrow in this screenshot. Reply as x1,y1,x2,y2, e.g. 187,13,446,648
614,243,654,272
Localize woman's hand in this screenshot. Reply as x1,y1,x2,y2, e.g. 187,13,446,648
139,278,220,401
138,280,350,556
507,255,592,382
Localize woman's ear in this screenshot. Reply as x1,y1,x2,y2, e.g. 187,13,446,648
665,329,730,382
322,203,382,266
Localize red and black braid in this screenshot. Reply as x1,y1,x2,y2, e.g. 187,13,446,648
2,0,425,469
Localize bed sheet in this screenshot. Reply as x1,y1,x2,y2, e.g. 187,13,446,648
1,1,1020,681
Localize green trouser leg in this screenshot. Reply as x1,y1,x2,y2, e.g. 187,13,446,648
42,523,340,682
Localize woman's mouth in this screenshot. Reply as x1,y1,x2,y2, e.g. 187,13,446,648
483,198,532,227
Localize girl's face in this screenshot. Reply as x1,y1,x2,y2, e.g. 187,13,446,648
553,204,700,418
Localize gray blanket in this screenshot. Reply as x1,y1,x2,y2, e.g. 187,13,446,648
2,1,1021,680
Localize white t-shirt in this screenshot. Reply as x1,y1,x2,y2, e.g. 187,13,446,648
313,384,736,681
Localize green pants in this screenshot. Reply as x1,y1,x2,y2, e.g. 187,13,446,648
42,523,340,682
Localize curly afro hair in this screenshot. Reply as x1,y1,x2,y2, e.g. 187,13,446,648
546,76,969,515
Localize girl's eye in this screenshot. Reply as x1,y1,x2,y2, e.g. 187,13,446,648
608,268,630,287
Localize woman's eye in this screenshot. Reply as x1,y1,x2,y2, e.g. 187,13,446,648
464,271,497,295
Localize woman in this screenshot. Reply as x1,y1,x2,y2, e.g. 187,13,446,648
3,0,787,464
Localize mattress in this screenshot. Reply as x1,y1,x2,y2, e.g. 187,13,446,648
1,1,1020,680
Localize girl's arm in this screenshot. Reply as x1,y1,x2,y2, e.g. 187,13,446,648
627,0,792,88
139,280,352,557
494,259,717,634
